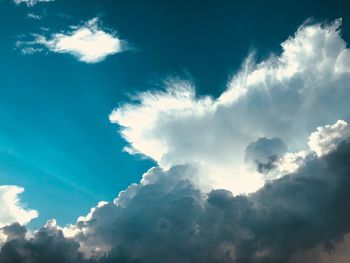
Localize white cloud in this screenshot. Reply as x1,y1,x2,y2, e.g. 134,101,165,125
110,19,350,194
27,13,41,20
0,185,38,228
261,120,350,177
308,120,350,157
27,18,122,63
14,0,53,7
0,231,6,246
1,138,350,262
274,150,309,175
49,138,350,262
3,19,350,263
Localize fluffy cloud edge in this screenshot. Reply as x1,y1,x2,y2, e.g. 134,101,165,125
308,120,350,157
0,185,38,228
2,123,350,262
110,19,350,193
18,18,124,63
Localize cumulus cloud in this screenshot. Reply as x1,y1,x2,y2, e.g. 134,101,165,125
14,0,53,7
67,138,350,262
2,19,350,263
110,18,350,193
244,137,287,174
0,186,38,228
1,138,350,262
273,149,309,175
20,18,123,63
0,222,84,263
308,120,350,157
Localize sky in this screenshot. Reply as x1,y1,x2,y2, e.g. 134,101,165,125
1,0,350,262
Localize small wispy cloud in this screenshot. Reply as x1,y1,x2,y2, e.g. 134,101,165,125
14,0,54,7
18,18,124,63
27,13,41,20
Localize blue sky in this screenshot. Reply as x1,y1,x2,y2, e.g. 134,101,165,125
2,1,350,262
0,0,349,238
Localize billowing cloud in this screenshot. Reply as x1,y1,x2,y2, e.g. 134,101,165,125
244,137,287,174
110,19,350,194
0,222,84,263
60,124,350,262
14,0,53,7
21,18,123,63
2,19,350,263
308,120,350,157
1,136,350,262
0,185,38,228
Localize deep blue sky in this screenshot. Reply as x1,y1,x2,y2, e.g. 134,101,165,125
0,0,349,228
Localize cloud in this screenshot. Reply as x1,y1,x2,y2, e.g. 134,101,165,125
27,13,41,20
308,120,350,157
21,18,123,63
0,222,84,263
244,137,287,174
110,18,350,194
14,0,53,7
2,19,350,263
63,128,350,262
1,136,350,262
290,232,350,263
0,185,38,228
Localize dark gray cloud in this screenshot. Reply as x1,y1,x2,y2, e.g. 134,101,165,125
245,137,287,174
1,141,350,262
0,222,85,263
1,223,26,241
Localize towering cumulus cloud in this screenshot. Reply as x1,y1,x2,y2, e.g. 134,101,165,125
2,19,350,262
110,19,350,194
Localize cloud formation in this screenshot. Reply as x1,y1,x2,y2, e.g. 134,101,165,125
20,18,123,63
63,121,350,262
308,120,350,157
0,222,84,263
110,19,350,193
1,133,350,262
2,19,350,263
14,0,53,7
0,186,38,228
244,137,287,174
